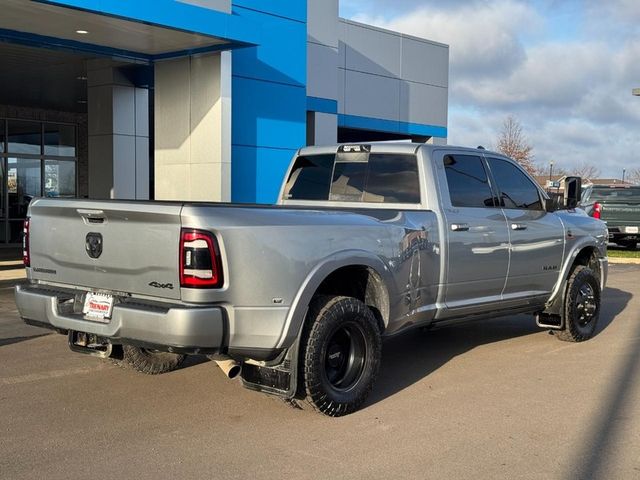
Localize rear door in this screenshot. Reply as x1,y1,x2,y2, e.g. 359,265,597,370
28,199,183,300
436,152,510,309
485,157,565,297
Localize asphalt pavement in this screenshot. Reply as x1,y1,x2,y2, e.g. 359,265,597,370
1,265,639,479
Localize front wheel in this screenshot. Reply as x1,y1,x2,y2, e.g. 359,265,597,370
556,266,600,342
298,295,382,416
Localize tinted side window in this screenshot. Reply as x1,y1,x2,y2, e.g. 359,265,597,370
364,154,420,203
443,154,495,208
487,158,542,210
283,154,335,200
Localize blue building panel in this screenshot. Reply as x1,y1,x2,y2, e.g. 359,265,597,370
254,147,297,203
307,96,338,115
231,5,307,87
230,0,307,204
231,0,307,23
232,145,297,203
232,77,306,150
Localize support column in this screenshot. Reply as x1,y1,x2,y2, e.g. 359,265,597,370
87,60,149,199
154,52,227,201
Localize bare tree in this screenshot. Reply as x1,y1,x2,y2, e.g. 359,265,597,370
531,162,567,177
496,116,535,174
570,162,601,180
626,168,640,185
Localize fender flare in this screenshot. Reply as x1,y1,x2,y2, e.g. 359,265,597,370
275,250,396,349
546,238,601,314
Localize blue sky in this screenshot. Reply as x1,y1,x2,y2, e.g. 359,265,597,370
340,0,640,179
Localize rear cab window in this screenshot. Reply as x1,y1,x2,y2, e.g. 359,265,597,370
588,186,640,203
283,150,421,205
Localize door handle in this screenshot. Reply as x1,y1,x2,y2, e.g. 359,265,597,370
511,223,527,230
450,223,470,231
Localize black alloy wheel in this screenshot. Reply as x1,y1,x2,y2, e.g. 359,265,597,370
323,321,367,392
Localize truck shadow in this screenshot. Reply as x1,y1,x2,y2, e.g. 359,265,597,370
0,333,50,347
366,286,632,408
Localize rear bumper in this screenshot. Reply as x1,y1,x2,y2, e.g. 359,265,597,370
608,231,640,242
15,284,224,353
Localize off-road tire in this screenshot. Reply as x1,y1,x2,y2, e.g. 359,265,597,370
556,266,600,342
121,345,186,374
297,295,382,417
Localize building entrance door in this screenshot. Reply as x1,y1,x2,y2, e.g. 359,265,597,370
1,119,77,243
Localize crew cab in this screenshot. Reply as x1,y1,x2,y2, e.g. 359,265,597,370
16,144,608,416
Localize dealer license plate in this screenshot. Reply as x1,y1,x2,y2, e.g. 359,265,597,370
625,226,639,234
82,292,114,322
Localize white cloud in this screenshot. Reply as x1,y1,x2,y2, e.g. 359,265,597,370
344,0,640,177
353,0,541,79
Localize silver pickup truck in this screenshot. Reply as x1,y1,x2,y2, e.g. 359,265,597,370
16,143,608,416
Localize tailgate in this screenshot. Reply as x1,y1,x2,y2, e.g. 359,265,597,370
600,203,640,227
28,199,183,300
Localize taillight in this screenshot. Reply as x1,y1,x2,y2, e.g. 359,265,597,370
179,229,223,288
23,218,30,267
593,202,602,219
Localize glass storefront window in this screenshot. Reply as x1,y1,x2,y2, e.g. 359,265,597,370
1,119,78,243
8,157,42,219
44,124,76,157
8,120,41,155
45,159,76,197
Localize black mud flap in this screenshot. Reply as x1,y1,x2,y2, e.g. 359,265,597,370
240,339,299,399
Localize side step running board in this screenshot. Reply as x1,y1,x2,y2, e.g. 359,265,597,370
536,313,563,330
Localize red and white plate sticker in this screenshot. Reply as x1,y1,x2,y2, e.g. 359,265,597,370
82,292,114,322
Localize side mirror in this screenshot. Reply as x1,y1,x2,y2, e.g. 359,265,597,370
563,176,582,209
545,196,558,212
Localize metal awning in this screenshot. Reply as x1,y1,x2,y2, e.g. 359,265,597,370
0,0,259,61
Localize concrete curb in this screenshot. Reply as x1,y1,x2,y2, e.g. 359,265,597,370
0,269,26,282
608,256,640,265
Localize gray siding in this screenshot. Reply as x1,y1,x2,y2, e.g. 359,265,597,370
306,0,449,140
339,19,449,129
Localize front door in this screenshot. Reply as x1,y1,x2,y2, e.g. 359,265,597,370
485,157,565,297
437,152,510,309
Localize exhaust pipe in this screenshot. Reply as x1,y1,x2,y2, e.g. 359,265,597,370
214,358,241,379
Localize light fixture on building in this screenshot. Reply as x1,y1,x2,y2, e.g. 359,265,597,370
76,75,88,81
77,100,87,104
75,29,89,35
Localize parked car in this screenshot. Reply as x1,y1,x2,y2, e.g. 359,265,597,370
581,184,640,249
16,144,608,416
